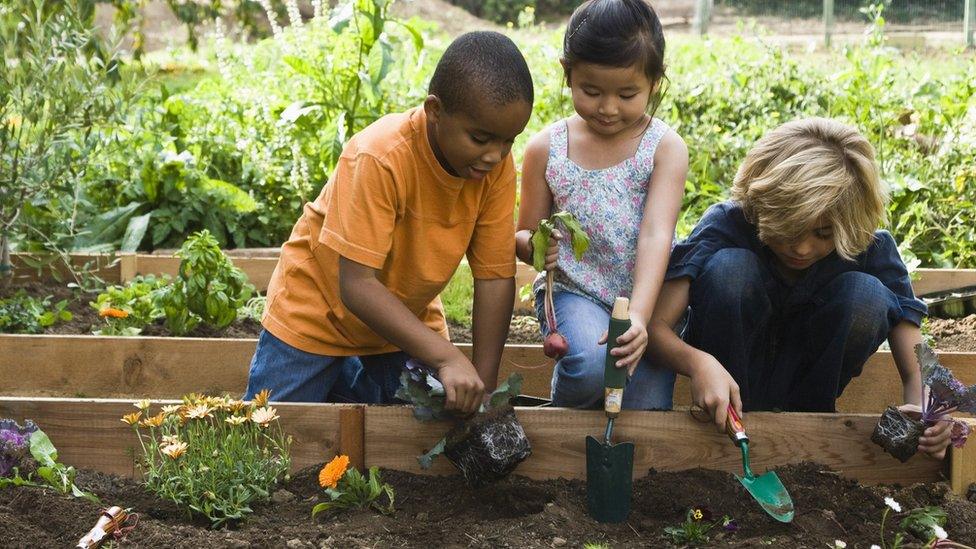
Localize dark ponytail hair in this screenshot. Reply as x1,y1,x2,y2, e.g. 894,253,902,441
562,0,667,109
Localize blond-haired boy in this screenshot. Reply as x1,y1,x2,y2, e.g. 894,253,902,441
647,118,951,458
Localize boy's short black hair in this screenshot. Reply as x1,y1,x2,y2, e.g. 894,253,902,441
428,31,534,114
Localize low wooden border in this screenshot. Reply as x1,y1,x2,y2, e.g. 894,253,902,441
0,398,970,494
0,334,971,408
0,398,365,476
365,407,960,489
1,334,974,415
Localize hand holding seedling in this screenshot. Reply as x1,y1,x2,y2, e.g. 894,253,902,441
438,359,485,415
897,404,953,460
542,229,562,271
689,354,743,431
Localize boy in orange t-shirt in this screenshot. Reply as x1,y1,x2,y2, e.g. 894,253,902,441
245,32,533,413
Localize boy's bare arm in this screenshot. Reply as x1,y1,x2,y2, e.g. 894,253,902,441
888,320,923,406
338,256,484,413
646,277,742,430
471,277,516,393
889,320,952,459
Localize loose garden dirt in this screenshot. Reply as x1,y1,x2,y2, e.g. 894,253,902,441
1,461,974,548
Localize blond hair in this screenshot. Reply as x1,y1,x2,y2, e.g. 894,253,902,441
730,117,888,261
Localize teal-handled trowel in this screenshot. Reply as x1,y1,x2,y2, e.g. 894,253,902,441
585,297,635,523
726,405,794,522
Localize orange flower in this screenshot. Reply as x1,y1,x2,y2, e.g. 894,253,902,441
253,389,271,408
121,412,142,425
318,454,350,489
140,412,165,428
99,307,129,319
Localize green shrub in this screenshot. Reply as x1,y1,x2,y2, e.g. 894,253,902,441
156,230,255,335
90,274,169,336
0,291,72,334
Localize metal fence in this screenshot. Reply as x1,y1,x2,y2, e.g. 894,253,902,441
687,0,976,47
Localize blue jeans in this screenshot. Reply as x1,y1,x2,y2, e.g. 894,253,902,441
536,290,676,410
685,248,901,412
244,330,407,403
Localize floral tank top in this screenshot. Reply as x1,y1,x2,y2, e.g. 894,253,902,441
533,117,670,309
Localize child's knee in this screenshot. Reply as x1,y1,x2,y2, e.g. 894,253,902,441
694,248,765,308
551,346,605,408
824,272,892,321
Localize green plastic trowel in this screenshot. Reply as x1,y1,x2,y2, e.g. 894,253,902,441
726,405,794,523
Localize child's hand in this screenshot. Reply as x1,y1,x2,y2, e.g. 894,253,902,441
599,321,648,376
897,404,952,460
544,229,562,271
438,360,485,415
688,354,742,431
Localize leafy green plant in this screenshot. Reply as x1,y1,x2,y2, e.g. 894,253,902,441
441,264,473,325
663,507,737,546
124,392,291,527
0,419,99,502
311,454,395,517
90,274,168,336
155,230,255,335
0,290,72,334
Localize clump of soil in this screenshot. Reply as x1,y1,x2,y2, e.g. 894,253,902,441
1,462,974,547
927,315,976,352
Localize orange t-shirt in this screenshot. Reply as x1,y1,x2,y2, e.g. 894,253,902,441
262,106,517,356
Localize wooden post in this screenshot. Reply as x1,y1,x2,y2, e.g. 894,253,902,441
951,418,976,495
694,0,711,36
339,405,366,472
966,0,975,49
118,253,138,284
824,0,835,47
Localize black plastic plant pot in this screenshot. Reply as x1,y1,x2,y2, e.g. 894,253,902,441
871,406,925,463
443,404,532,487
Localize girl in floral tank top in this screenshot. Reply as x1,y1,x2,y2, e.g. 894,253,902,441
515,0,688,410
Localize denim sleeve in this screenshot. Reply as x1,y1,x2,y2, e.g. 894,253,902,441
666,202,743,282
864,231,927,326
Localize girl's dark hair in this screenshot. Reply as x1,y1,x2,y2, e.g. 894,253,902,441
562,0,666,87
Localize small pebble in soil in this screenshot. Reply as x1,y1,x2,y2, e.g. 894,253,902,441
272,489,296,503
552,537,567,547
416,511,429,521
286,539,305,549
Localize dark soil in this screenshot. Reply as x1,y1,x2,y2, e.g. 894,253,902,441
1,462,975,547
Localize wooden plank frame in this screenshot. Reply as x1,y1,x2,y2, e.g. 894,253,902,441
0,397,362,477
363,406,974,491
0,334,974,414
0,398,970,494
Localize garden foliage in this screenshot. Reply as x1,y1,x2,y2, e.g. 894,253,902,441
312,454,395,517
0,418,98,502
0,291,72,334
92,230,254,335
124,392,291,527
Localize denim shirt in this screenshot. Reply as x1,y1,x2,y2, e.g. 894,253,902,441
666,201,927,326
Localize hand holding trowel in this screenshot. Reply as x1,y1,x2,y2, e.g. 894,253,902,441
726,405,795,523
586,297,635,523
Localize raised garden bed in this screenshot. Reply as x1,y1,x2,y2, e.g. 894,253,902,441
0,399,975,546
